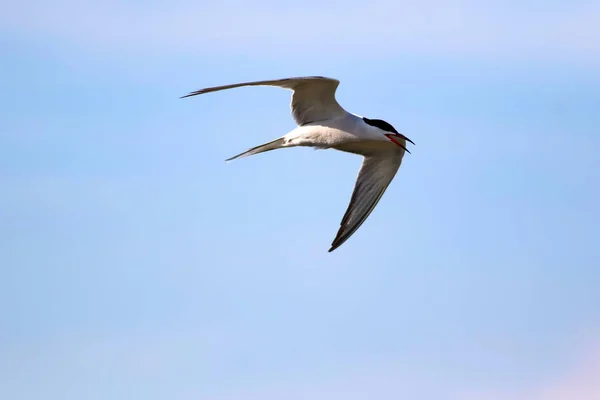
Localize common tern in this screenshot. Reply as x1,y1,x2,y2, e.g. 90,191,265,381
181,76,414,252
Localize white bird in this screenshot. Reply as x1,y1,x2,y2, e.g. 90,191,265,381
181,76,414,252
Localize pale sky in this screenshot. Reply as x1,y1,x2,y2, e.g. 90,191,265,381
1,1,600,399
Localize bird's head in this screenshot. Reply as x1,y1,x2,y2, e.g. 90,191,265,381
362,117,415,153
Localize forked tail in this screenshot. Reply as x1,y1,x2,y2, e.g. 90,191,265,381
225,137,286,161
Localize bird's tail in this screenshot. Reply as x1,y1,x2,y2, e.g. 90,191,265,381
225,137,287,162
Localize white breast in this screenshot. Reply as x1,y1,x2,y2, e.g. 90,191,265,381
283,113,387,149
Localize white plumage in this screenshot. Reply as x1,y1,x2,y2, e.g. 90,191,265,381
182,76,414,252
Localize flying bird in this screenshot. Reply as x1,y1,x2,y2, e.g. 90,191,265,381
181,76,414,252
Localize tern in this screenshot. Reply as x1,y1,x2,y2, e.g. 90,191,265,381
181,76,414,252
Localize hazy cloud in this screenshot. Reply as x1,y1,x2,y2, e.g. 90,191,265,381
2,330,599,400
460,338,600,400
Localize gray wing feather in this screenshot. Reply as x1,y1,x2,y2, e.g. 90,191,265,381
329,153,404,252
181,76,347,126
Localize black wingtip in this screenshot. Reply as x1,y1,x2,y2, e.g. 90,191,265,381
180,90,205,99
328,242,340,253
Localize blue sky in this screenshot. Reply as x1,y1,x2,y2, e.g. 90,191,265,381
1,1,600,399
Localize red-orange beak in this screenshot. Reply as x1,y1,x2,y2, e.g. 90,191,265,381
385,133,415,153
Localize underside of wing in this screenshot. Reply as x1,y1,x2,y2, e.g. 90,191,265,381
329,153,404,252
181,76,348,126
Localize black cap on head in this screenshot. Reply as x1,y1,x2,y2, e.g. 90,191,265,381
362,117,398,134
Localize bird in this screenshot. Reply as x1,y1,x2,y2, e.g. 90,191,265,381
181,76,414,252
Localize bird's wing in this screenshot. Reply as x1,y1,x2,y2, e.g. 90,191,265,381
329,152,404,252
181,76,348,126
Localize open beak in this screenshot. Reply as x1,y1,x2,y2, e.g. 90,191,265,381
398,133,415,146
385,133,415,154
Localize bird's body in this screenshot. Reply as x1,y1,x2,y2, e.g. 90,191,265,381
182,76,414,252
280,114,394,152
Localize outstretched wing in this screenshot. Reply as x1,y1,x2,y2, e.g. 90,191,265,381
181,76,348,126
329,153,404,252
